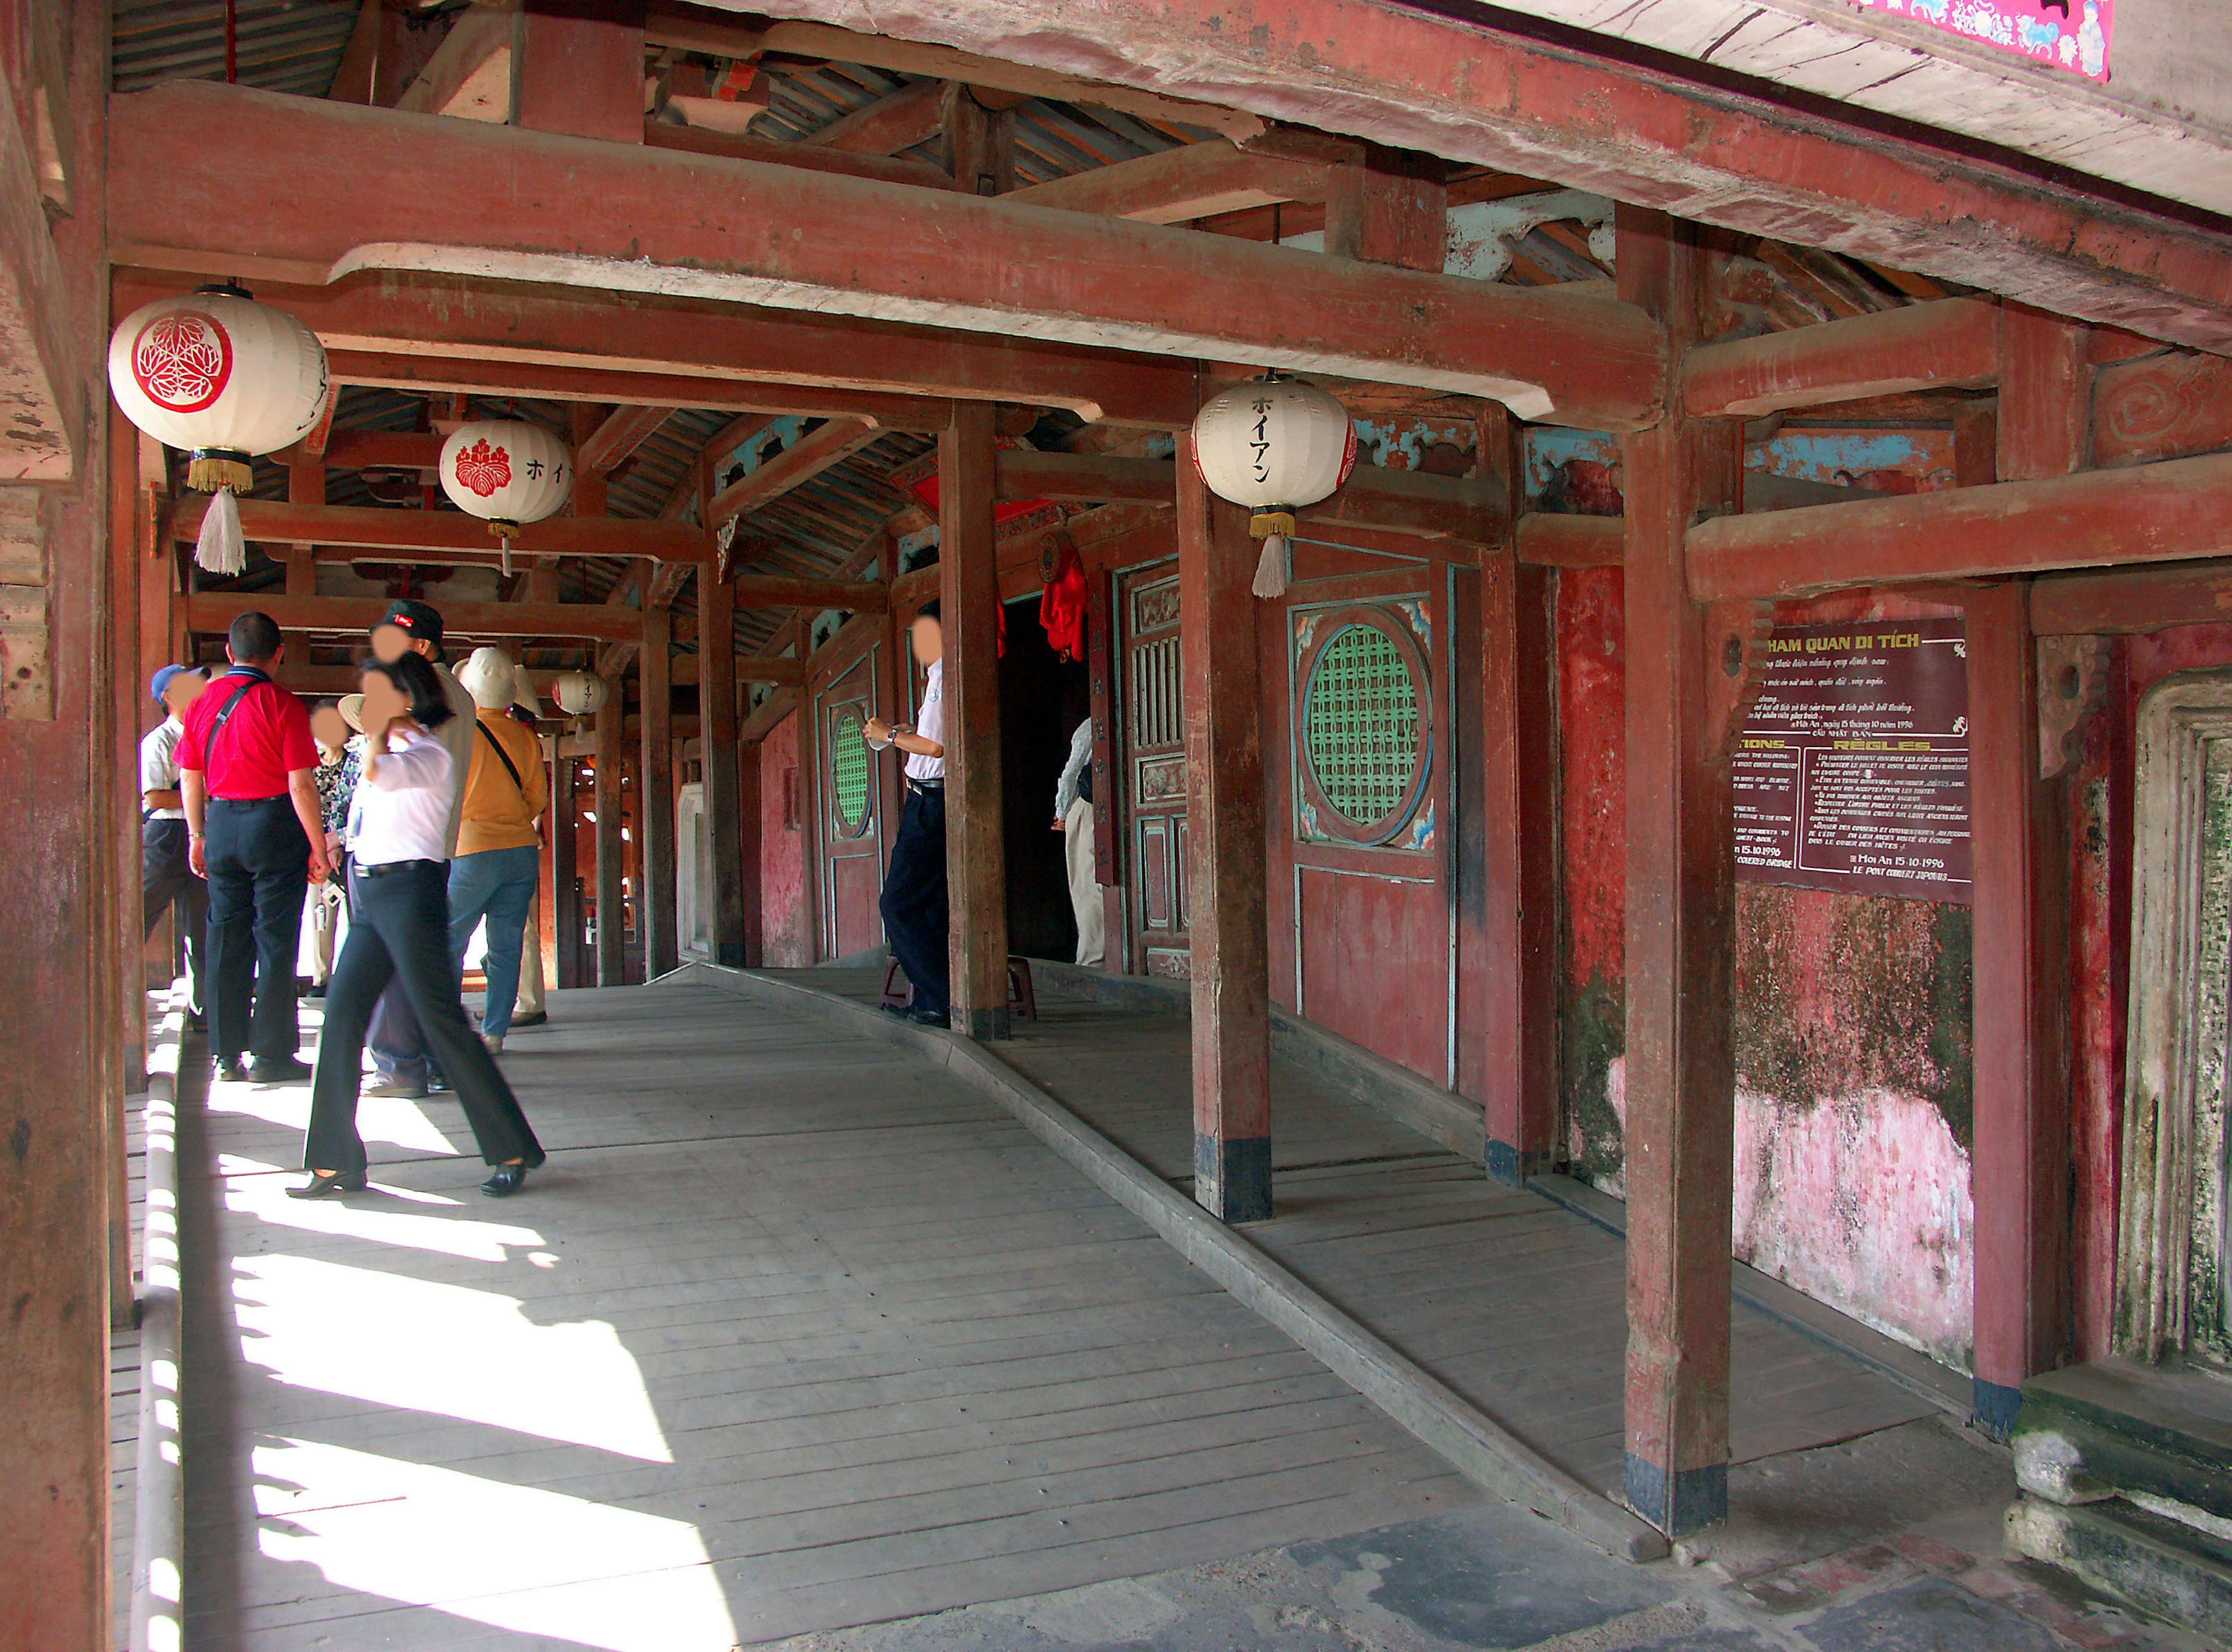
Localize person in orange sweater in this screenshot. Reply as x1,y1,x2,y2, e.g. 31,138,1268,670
449,648,549,1055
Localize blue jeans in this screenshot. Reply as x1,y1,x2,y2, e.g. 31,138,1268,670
447,845,540,1039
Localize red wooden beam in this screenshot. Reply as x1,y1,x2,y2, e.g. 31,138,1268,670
1687,451,2232,600
2031,560,2232,636
172,495,710,563
578,404,677,473
323,349,950,431
707,418,884,525
749,0,2232,353
729,572,889,612
1006,140,1329,225
1682,299,2002,419
185,591,643,642
992,449,1504,546
109,273,1189,429
1514,512,1623,568
642,117,957,192
275,428,442,471
108,81,1668,430
807,78,946,156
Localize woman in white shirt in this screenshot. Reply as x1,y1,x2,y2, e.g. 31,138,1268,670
292,652,545,1200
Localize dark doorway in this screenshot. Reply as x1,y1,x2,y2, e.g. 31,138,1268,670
1001,593,1090,959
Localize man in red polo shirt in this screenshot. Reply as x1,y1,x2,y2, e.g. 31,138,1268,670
178,612,331,1084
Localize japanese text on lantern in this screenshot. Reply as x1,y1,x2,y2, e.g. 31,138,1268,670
1732,620,1972,903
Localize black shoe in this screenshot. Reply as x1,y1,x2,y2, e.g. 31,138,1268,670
304,984,327,1000
185,1011,206,1034
480,1163,530,1197
879,999,913,1019
509,1011,548,1029
904,1004,951,1028
362,1077,428,1100
249,1057,314,1086
285,1169,367,1199
214,1056,249,1083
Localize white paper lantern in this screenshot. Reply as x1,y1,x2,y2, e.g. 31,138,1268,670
551,671,609,722
439,420,573,540
1189,373,1357,598
108,285,331,493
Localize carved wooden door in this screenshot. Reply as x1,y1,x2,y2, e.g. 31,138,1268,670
1117,562,1189,977
814,643,888,960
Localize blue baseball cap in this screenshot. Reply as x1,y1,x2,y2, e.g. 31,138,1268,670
149,663,202,706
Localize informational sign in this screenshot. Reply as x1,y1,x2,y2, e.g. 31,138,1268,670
1733,620,1972,903
1862,0,2111,83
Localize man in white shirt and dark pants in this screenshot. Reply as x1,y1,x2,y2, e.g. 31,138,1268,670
866,601,952,1028
141,664,211,1027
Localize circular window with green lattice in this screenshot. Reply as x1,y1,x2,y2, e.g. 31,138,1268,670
1300,617,1428,843
831,711,872,836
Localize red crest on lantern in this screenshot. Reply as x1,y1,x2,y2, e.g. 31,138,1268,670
452,438,512,499
132,312,233,414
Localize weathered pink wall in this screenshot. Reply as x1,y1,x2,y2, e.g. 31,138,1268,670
758,711,813,968
1557,574,1981,1367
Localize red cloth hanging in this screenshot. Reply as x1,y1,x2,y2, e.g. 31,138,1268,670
1039,538,1088,663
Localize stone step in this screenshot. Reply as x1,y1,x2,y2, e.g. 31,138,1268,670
2014,1357,2232,1522
2008,1494,2232,1633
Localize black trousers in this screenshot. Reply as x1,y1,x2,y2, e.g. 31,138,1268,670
141,817,208,1015
305,859,542,1177
204,796,310,1066
878,782,950,1015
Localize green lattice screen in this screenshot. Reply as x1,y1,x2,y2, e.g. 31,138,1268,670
831,713,871,831
1304,624,1420,826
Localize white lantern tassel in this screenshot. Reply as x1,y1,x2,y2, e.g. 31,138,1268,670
1251,533,1289,599
195,486,247,575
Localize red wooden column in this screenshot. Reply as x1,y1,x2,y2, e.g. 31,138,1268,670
1968,305,2083,1434
593,687,624,985
1619,208,1741,1535
551,752,582,988
638,610,678,978
1176,445,1274,1222
939,402,1010,1038
697,570,753,966
1460,410,1558,1181
1,9,118,1640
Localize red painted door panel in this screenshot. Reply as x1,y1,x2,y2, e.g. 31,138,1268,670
1269,557,1453,1088
1297,866,1449,1078
814,643,889,960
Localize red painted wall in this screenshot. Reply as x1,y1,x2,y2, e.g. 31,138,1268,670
758,711,812,967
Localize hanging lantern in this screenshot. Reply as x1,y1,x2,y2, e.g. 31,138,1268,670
108,285,330,495
439,420,573,574
1189,373,1357,599
551,670,609,727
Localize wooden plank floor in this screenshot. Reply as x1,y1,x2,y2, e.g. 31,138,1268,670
177,985,1474,1651
838,972,1941,1499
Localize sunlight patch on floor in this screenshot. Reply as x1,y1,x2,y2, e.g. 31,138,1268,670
252,1437,737,1652
233,1253,674,1462
220,1154,545,1262
206,1080,460,1155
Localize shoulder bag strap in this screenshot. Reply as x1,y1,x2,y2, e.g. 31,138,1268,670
203,675,263,764
476,718,527,794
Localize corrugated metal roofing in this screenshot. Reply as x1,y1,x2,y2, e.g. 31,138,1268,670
112,0,362,98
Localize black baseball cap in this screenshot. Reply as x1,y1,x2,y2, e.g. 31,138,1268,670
373,598,446,657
